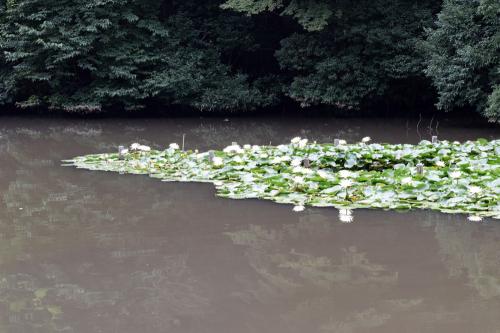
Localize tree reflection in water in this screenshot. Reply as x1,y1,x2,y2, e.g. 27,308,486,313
225,212,500,332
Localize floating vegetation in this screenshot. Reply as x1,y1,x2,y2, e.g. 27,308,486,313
64,138,500,219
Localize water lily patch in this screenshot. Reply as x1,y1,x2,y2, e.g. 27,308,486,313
64,138,500,220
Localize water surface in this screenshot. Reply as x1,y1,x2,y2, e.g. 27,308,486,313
0,116,499,333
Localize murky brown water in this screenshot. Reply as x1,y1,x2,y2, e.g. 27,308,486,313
0,116,499,333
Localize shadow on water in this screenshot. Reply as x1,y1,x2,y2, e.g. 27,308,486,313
0,116,499,332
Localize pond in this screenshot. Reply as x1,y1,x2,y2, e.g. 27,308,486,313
0,116,499,333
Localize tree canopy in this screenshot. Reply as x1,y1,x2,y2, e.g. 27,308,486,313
0,0,498,121
0,0,272,111
422,0,499,122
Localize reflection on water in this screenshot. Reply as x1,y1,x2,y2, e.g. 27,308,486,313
338,209,355,223
0,117,499,333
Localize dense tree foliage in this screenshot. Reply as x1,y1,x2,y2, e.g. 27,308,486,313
422,0,499,121
0,0,498,121
0,0,271,111
275,0,437,110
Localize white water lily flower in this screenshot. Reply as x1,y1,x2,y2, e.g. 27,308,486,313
338,139,347,145
467,215,483,222
291,158,302,167
298,138,308,148
130,143,141,150
293,176,305,184
223,144,244,154
401,177,414,186
212,156,223,166
340,179,353,188
338,170,352,178
303,168,314,175
243,144,251,150
119,148,129,155
361,136,371,143
293,205,305,212
291,137,301,144
271,157,282,164
468,186,482,195
232,156,243,163
260,153,268,159
449,170,462,179
292,166,313,174
281,155,291,162
339,209,354,223
169,143,180,150
138,145,151,152
435,160,445,167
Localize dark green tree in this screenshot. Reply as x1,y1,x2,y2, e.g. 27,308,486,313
423,0,499,122
0,0,271,112
275,0,437,110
